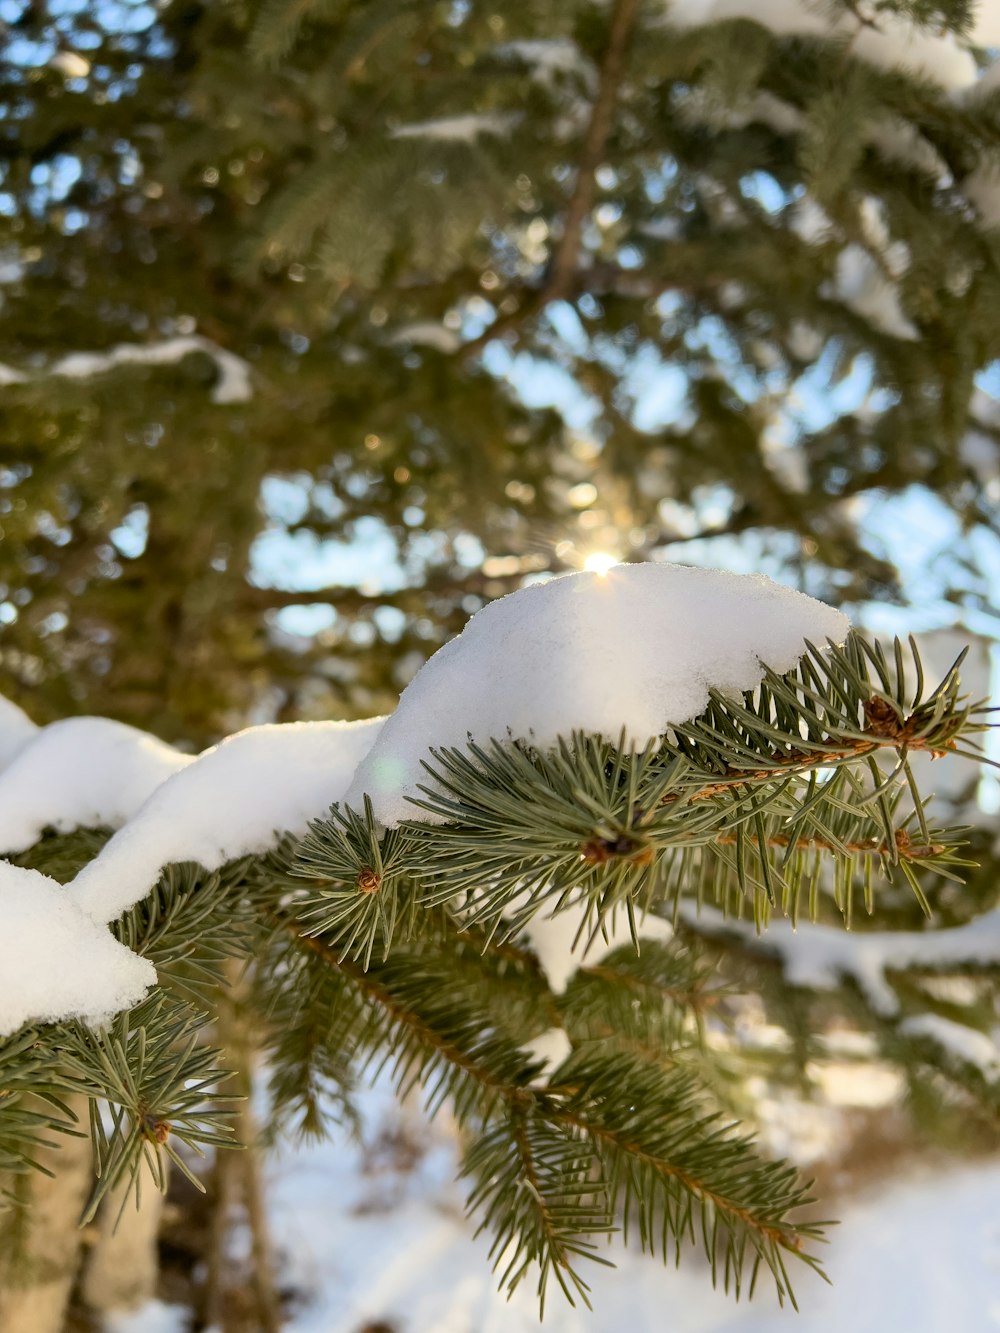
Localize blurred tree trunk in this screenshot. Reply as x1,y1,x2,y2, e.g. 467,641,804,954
0,1096,92,1333
81,1156,166,1316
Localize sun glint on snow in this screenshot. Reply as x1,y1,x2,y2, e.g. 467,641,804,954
344,563,850,826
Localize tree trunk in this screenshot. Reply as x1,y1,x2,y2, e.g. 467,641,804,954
81,1155,166,1315
0,1095,93,1333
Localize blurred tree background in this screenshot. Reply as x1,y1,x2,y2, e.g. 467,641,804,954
2,0,999,746
2,6,1000,1328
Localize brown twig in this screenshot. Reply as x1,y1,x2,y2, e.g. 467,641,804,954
546,0,641,300
460,0,641,357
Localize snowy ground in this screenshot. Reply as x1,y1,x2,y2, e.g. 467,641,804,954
261,1105,1000,1333
113,1084,1000,1333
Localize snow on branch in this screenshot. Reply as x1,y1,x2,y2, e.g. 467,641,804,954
0,335,252,405
390,114,520,143
792,198,919,340
387,321,461,353
344,563,849,826
687,904,1000,1016
0,862,154,1037
0,717,192,856
667,1,984,92
898,1013,1000,1081
495,38,598,94
72,718,385,925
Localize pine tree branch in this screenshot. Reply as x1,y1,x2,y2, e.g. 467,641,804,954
270,906,822,1298
240,563,571,613
276,916,522,1101
551,1103,800,1252
459,0,641,358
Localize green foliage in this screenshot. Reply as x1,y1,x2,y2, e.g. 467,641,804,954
1,629,989,1311
2,0,1000,739
290,633,983,954
2,0,1000,1314
58,995,237,1222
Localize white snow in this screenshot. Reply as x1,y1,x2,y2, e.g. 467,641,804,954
0,717,192,855
791,197,834,245
971,4,1000,48
0,862,154,1037
71,718,385,925
830,247,918,340
390,114,519,143
680,84,805,139
0,693,38,772
687,905,1000,1016
667,0,833,37
792,196,919,339
787,320,824,361
252,1081,1000,1333
898,1013,1000,1080
868,117,950,179
794,199,918,340
1,336,252,405
807,1059,904,1109
103,1301,189,1333
963,159,1000,228
731,92,805,135
523,894,674,995
49,51,90,79
496,38,598,94
852,23,977,92
345,564,850,827
520,1027,573,1074
387,322,460,353
520,900,674,1074
667,1,985,92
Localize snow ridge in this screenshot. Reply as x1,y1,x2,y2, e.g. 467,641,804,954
72,717,385,924
688,904,1000,1016
0,335,252,405
0,716,193,855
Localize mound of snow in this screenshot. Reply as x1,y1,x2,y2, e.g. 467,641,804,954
0,717,193,855
0,862,154,1037
72,718,385,924
0,693,38,772
344,564,849,826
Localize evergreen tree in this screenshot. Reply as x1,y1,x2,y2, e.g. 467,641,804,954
0,0,999,1326
0,569,996,1324
1,0,999,737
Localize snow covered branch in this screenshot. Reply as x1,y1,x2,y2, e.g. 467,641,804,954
0,336,252,405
